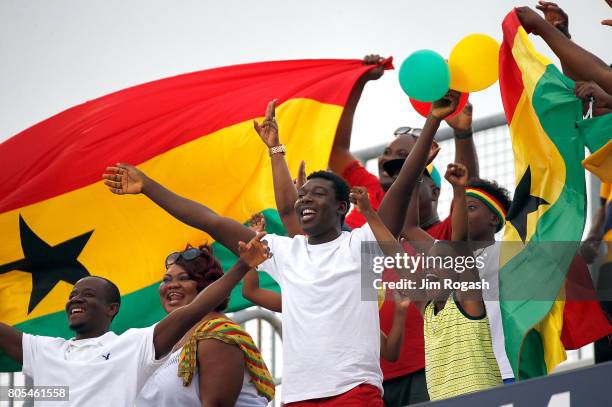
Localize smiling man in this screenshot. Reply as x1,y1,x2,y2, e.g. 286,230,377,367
0,233,270,406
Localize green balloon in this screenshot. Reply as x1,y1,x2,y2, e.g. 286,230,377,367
399,50,450,102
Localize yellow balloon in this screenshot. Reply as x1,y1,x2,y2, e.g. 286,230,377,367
448,34,500,93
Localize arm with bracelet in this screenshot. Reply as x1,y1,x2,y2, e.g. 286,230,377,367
253,99,305,237
445,102,479,179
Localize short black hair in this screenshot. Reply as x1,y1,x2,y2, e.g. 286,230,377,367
306,170,350,222
466,178,512,213
90,276,121,306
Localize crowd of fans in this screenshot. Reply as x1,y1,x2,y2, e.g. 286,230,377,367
0,2,610,406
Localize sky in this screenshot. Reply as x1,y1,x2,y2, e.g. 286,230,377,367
1,0,610,150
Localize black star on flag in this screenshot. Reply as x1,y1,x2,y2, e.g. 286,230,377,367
0,215,93,314
506,166,549,243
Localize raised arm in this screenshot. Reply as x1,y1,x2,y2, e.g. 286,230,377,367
444,163,469,242
253,100,305,237
445,165,485,315
350,187,428,310
153,232,271,358
445,102,479,178
534,1,582,80
0,323,23,364
402,181,435,254
516,6,612,93
328,55,388,173
242,214,283,312
103,164,255,256
574,81,612,110
380,293,410,362
378,93,459,237
242,269,282,313
350,187,405,255
579,196,607,264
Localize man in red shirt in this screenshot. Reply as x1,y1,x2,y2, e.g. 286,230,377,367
328,56,479,406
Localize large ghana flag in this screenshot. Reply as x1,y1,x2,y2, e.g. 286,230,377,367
498,9,612,380
0,58,393,372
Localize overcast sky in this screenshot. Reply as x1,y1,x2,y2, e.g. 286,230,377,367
1,0,610,150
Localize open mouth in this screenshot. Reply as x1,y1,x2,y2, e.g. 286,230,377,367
167,291,185,305
300,208,317,222
68,307,86,318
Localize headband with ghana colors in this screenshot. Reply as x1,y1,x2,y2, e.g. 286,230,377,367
465,188,507,232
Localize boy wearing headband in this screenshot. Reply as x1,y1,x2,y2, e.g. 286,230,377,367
464,178,514,384
406,176,514,385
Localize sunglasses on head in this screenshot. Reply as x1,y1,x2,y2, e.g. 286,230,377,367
393,126,422,137
165,248,202,269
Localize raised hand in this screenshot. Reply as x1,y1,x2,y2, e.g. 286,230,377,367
574,81,612,108
427,141,441,166
362,54,386,80
349,186,372,213
102,163,147,195
515,6,548,35
536,1,570,38
253,100,280,148
604,1,612,26
293,160,307,190
430,91,460,120
238,232,272,268
246,213,266,233
445,102,473,133
444,163,468,188
393,290,412,312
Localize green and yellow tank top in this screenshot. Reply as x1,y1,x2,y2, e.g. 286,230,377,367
424,294,502,400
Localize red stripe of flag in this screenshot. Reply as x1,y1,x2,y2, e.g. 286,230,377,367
561,256,612,349
0,58,393,213
499,9,526,124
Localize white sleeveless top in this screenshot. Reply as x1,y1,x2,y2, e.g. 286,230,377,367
135,348,269,407
477,243,515,380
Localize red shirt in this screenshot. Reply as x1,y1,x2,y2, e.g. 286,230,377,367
425,215,452,240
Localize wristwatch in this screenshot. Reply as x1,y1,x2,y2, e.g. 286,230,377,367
454,129,473,140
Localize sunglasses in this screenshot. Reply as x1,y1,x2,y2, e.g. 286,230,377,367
393,126,422,137
165,248,202,269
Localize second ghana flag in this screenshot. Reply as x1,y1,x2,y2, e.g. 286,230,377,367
498,9,612,380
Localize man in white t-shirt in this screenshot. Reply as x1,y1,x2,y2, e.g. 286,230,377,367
0,234,269,407
103,94,454,404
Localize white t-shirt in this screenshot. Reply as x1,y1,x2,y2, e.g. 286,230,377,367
477,243,515,380
257,224,383,403
136,348,268,407
22,326,167,407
